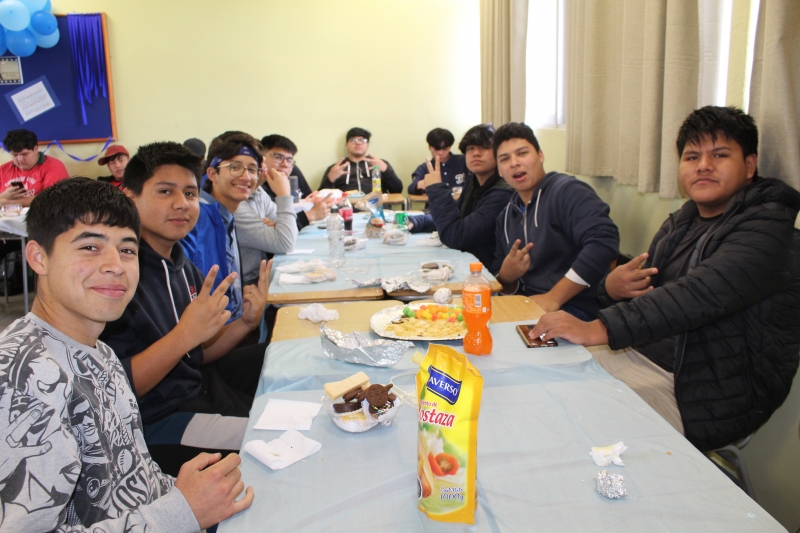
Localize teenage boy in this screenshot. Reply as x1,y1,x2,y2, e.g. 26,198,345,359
101,142,270,476
0,128,68,206
0,178,253,532
182,132,263,321
408,128,467,194
408,124,514,267
531,106,800,451
236,143,298,285
491,122,619,319
319,127,403,193
260,134,331,230
97,144,130,189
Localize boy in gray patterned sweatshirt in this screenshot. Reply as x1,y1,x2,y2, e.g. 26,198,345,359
0,178,253,532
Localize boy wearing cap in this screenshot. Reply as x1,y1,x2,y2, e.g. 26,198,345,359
408,128,467,195
0,177,253,532
319,127,403,193
97,145,130,189
0,128,68,207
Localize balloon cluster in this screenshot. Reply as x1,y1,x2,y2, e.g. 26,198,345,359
0,0,59,58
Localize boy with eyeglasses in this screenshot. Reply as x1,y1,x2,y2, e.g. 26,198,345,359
260,134,331,230
181,132,263,322
319,127,403,193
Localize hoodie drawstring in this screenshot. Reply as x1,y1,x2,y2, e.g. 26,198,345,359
533,188,542,229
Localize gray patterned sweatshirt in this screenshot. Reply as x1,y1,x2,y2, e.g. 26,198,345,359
0,314,199,533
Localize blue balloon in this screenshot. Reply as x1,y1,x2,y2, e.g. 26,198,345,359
43,0,50,11
32,25,57,48
0,0,31,32
30,10,55,35
19,0,47,13
0,29,6,56
5,28,36,57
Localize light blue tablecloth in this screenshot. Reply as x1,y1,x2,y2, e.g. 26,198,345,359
221,322,785,533
269,215,496,295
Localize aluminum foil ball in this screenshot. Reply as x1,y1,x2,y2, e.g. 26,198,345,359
433,287,452,304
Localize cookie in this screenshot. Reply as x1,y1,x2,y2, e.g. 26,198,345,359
368,399,394,415
365,383,393,408
421,262,440,270
342,386,363,402
333,401,363,413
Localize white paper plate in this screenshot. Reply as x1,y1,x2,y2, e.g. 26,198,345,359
370,303,466,341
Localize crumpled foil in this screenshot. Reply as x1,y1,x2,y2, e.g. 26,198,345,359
594,470,628,499
320,324,413,367
433,288,453,304
347,276,431,293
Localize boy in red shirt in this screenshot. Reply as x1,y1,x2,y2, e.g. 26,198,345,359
0,129,69,207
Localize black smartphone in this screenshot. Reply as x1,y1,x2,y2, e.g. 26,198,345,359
11,182,24,189
516,324,558,348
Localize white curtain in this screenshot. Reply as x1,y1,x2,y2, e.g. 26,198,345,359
749,0,800,190
565,1,700,198
481,0,529,126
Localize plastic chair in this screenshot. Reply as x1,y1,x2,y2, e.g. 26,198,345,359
707,434,755,499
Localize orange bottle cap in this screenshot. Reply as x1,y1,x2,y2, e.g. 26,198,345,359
469,262,483,272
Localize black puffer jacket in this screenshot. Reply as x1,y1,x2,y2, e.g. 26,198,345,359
597,177,800,451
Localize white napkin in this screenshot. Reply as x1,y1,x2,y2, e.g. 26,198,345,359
253,399,322,431
298,303,339,323
344,237,368,251
416,231,443,247
316,188,343,199
287,249,315,255
243,430,321,470
589,442,628,466
276,259,326,274
278,270,337,285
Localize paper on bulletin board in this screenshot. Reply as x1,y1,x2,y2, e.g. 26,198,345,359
4,76,61,124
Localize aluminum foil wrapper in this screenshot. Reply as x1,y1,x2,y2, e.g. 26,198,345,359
594,470,628,499
433,288,453,304
320,324,413,367
347,277,431,293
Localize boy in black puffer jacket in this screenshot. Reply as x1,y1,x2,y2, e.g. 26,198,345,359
531,106,800,451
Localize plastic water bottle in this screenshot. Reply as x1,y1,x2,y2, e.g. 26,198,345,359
327,205,345,267
462,262,492,355
371,165,381,193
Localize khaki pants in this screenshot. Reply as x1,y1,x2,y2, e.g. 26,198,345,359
589,345,685,435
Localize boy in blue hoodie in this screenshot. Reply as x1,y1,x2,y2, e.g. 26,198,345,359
492,123,619,319
101,142,271,475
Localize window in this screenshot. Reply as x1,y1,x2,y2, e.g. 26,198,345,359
524,0,565,128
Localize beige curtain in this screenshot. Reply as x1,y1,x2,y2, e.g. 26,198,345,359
565,1,700,198
749,0,800,190
481,0,528,126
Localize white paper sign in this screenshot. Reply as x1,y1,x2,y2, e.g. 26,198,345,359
10,81,56,122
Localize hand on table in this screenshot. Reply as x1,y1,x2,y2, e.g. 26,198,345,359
241,259,271,331
305,199,331,223
175,452,254,529
265,167,291,197
530,293,561,313
328,159,350,181
176,266,235,342
605,253,657,301
530,311,608,346
365,155,388,172
423,157,443,188
497,239,533,286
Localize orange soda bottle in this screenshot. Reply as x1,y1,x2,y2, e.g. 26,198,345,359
462,262,492,355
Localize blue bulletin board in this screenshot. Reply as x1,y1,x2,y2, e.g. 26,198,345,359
0,14,116,144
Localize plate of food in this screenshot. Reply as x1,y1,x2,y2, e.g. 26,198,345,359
371,303,467,341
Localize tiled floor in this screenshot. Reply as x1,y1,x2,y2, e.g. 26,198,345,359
0,290,34,331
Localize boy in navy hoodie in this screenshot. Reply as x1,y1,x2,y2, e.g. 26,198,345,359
101,142,271,476
492,123,619,319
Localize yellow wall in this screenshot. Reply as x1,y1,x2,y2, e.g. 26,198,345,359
2,0,481,187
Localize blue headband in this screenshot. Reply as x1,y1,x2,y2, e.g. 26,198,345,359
209,145,259,169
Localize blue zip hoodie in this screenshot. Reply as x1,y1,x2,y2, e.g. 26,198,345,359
181,190,243,321
101,240,206,424
492,171,620,318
